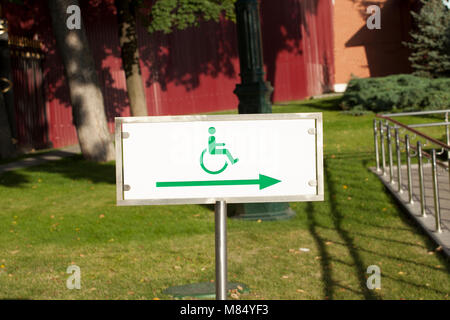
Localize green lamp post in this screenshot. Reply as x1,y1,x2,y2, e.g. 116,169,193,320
231,0,295,220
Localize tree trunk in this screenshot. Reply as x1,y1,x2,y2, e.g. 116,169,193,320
0,92,15,159
115,0,148,116
48,0,115,162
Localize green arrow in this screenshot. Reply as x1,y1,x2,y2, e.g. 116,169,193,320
156,174,281,190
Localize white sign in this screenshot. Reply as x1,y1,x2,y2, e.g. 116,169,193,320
115,113,323,205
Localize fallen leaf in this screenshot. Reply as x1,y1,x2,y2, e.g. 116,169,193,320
99,214,105,219
230,293,239,300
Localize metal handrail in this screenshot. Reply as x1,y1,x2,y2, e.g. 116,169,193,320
373,111,448,233
382,110,450,117
408,122,450,128
377,114,450,151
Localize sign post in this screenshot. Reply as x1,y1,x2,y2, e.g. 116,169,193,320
215,200,227,300
115,113,324,299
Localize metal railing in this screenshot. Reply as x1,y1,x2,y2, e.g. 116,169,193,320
373,110,450,233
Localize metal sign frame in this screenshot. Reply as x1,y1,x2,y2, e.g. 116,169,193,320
115,113,324,206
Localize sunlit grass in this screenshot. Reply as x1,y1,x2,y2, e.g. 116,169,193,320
0,97,448,300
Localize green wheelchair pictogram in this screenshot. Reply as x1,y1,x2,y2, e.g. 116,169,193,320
200,127,239,175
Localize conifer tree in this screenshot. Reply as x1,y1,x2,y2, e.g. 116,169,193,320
406,0,450,78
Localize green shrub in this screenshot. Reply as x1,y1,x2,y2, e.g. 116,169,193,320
341,74,450,113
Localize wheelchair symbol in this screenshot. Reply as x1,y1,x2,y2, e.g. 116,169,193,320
200,127,238,175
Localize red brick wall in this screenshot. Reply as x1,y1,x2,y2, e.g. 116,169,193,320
333,0,414,89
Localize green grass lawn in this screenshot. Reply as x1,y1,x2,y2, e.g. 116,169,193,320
0,97,449,300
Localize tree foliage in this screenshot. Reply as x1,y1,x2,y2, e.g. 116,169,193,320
406,0,450,78
141,0,236,34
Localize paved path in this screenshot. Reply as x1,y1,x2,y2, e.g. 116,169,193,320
372,163,450,257
0,145,80,174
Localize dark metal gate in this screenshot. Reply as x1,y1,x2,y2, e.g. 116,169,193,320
9,36,49,150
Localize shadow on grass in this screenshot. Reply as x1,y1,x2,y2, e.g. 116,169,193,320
274,97,343,113
0,170,30,187
324,159,380,300
0,155,115,188
369,176,450,275
306,201,334,299
362,155,450,273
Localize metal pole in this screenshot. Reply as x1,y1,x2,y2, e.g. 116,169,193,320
431,150,442,233
446,113,449,158
380,120,386,175
215,200,228,300
395,128,402,193
374,119,380,172
417,141,426,217
446,113,450,191
387,124,394,184
405,135,413,204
